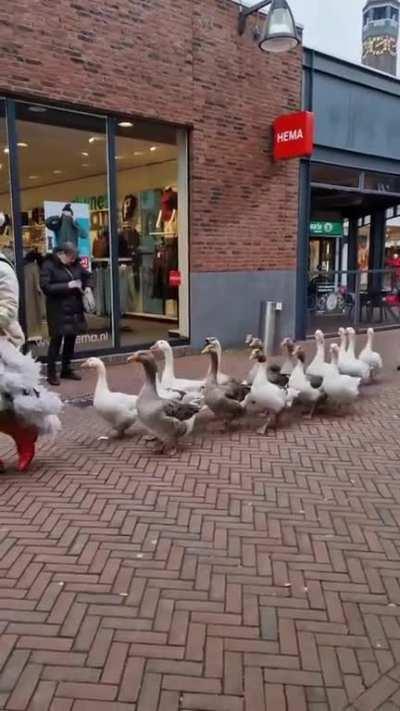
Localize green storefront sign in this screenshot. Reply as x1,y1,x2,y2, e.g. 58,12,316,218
310,221,343,237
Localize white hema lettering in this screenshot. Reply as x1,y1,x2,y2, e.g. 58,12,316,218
277,128,304,143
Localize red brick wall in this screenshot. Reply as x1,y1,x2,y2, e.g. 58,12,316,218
2,0,302,272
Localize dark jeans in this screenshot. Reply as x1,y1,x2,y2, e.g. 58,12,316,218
47,334,77,375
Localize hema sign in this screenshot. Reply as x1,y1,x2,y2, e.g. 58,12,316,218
273,111,314,160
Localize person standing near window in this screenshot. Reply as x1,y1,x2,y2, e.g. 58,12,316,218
40,242,90,386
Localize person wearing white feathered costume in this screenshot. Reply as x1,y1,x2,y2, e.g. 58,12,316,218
0,213,62,472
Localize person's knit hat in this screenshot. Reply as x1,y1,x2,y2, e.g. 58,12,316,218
62,204,73,216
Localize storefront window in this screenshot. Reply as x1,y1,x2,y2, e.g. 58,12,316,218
364,172,400,194
311,164,361,189
0,101,14,264
15,103,113,355
0,99,189,357
115,121,183,347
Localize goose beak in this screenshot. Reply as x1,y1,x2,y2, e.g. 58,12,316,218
127,353,139,363
249,348,259,360
149,343,159,352
81,360,89,369
201,344,212,355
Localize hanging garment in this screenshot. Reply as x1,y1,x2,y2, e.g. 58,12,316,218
152,238,179,302
119,265,129,314
24,261,44,340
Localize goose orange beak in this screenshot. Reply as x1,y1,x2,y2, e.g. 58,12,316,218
127,353,139,363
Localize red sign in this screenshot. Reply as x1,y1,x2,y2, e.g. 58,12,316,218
169,270,182,287
273,111,314,161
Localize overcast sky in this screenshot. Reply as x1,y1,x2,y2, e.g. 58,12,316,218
238,0,367,67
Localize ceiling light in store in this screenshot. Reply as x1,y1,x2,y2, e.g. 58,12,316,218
133,151,144,156
3,148,8,154
150,146,157,152
115,155,124,160
82,163,90,167
0,164,3,170
18,142,28,148
28,175,39,180
53,169,63,175
118,121,134,128
88,136,104,144
81,151,89,157
28,105,47,113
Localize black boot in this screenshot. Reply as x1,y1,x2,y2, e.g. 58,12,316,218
47,371,60,386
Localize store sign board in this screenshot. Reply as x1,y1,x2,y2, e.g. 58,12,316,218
273,111,314,160
310,221,343,237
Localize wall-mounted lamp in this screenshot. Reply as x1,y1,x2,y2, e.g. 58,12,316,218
238,0,299,53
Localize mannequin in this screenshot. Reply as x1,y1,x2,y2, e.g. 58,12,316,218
156,187,178,318
122,194,137,223
156,186,178,238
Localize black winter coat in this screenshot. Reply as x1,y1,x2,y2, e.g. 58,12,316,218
40,255,90,337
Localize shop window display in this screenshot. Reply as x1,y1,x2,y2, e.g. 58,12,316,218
15,104,113,355
0,99,188,357
114,121,181,346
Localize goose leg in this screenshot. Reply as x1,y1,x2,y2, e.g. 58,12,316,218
257,414,273,435
305,400,319,420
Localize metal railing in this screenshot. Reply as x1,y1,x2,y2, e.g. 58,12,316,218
306,268,400,336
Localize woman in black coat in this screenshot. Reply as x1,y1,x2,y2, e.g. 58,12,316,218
40,243,90,386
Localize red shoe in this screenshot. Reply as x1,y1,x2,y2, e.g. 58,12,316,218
0,415,38,472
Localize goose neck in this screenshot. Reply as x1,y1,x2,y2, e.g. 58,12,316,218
94,363,108,394
162,346,175,381
141,358,159,396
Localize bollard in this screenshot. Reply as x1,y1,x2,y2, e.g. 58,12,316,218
258,301,282,356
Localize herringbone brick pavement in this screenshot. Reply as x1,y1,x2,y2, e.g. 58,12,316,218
1,335,400,710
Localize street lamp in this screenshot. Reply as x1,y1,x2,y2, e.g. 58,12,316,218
238,0,300,53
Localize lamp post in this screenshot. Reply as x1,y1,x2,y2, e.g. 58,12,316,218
238,0,299,53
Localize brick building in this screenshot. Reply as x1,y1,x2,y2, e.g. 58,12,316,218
0,0,302,357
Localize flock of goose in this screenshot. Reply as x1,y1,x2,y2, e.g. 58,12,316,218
81,327,383,455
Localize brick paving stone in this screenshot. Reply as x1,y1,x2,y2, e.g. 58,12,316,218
0,333,400,709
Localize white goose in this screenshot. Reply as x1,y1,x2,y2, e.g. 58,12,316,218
338,328,370,381
151,340,205,394
358,328,383,377
82,357,137,436
243,347,299,434
322,344,361,409
288,346,326,417
306,330,332,386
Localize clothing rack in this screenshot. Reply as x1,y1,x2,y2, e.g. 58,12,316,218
92,257,132,264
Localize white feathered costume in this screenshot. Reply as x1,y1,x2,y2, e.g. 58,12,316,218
0,232,62,469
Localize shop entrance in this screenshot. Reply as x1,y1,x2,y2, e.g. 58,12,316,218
306,163,400,336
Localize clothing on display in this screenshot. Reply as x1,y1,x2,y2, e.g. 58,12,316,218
161,188,178,223
92,260,136,317
158,187,178,237
152,237,179,302
24,251,45,340
92,230,109,258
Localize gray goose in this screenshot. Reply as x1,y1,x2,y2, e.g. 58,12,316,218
201,341,247,429
128,351,200,454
